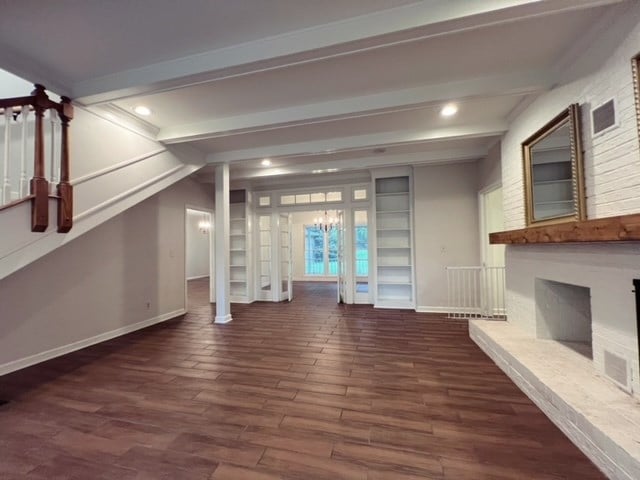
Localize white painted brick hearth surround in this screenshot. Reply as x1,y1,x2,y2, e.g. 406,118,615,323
495,1,640,391
469,5,640,479
506,243,640,395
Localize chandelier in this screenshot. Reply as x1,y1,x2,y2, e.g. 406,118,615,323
314,211,337,232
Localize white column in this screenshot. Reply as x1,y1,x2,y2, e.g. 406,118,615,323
214,163,232,323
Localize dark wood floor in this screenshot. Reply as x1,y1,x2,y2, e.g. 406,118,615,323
0,279,605,479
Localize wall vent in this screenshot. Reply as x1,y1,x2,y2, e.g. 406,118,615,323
604,350,628,389
592,99,616,135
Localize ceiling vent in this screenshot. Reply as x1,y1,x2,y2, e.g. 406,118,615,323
592,98,616,136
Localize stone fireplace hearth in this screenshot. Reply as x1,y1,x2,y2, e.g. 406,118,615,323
471,242,640,480
501,243,638,393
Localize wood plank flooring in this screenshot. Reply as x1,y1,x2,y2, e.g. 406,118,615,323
0,279,605,479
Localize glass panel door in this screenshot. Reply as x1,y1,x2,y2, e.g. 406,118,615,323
354,209,370,304
280,213,292,301
257,214,271,300
337,211,345,303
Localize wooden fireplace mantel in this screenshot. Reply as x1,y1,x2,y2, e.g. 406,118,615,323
489,213,640,244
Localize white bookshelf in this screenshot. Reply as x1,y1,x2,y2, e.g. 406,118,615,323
229,190,252,303
374,174,414,309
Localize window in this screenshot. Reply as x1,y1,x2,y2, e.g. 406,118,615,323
355,225,368,276
295,194,310,204
310,192,325,203
353,188,368,201
326,191,342,202
280,195,295,205
258,195,271,207
304,226,338,276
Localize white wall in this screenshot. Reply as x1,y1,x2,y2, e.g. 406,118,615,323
0,176,213,374
186,209,210,280
0,68,32,97
413,162,480,310
478,141,502,191
502,3,640,230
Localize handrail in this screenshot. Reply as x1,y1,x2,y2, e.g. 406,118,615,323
0,84,73,232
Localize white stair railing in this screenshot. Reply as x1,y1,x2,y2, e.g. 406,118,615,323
0,104,34,206
446,266,506,319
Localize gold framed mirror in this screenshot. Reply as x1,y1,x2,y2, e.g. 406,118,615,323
522,103,585,226
632,53,640,139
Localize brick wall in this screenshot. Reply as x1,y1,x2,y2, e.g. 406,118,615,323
502,4,640,230
501,4,640,397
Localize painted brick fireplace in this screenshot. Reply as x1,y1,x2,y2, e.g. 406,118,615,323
506,243,639,394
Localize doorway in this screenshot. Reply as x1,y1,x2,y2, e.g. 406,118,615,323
479,185,506,316
290,210,341,301
479,185,505,268
185,207,214,310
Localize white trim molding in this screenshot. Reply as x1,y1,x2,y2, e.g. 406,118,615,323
0,309,186,377
187,274,209,281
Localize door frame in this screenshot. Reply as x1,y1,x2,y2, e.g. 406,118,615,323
478,183,502,267
184,205,215,311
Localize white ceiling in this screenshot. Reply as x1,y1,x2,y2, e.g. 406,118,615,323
113,8,600,126
0,0,418,83
0,0,630,188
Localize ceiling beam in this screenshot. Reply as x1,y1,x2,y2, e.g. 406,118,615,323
228,147,488,181
72,0,622,104
205,121,507,164
157,71,547,144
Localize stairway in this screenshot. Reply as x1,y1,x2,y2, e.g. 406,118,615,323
0,86,206,281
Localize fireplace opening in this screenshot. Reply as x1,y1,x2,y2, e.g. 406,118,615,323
535,278,592,359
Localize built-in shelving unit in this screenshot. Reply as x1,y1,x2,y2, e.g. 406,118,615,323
374,174,414,309
229,190,252,303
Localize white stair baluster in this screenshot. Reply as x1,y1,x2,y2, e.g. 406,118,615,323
19,106,30,198
49,109,59,193
3,108,12,205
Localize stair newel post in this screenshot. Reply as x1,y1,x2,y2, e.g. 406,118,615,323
30,84,49,232
57,96,73,233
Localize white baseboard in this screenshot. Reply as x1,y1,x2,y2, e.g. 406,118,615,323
187,274,209,281
215,314,233,324
293,277,336,282
416,305,481,314
0,309,186,377
416,305,449,313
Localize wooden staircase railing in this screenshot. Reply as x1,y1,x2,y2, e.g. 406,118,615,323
0,84,73,232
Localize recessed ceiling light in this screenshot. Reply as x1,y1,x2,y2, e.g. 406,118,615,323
133,105,152,116
261,158,272,166
441,103,458,117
